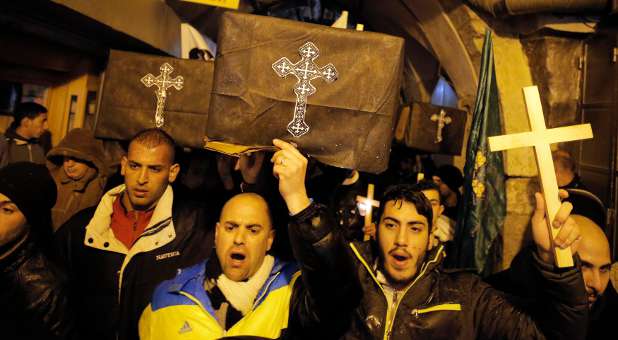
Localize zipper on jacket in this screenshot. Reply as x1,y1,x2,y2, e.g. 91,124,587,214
383,246,444,340
27,144,32,162
252,271,281,310
385,291,399,339
349,243,445,340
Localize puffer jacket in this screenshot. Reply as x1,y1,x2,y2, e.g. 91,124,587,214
47,128,108,231
288,203,589,340
54,185,215,340
0,235,77,340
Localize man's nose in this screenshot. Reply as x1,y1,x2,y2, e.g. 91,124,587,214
394,226,408,246
233,228,247,245
587,270,603,294
138,168,149,184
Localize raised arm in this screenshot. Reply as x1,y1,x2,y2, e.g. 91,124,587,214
272,139,361,335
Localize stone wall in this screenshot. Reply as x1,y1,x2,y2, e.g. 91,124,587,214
439,3,588,270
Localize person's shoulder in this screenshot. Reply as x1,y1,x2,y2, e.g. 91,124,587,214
150,261,205,312
439,268,485,286
55,206,96,237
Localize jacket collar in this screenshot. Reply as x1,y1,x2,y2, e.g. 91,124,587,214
83,184,176,255
4,128,36,144
167,257,296,317
350,241,445,287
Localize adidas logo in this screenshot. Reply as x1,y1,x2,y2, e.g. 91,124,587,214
178,321,192,334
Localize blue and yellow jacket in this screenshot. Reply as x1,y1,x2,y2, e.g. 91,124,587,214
139,258,300,340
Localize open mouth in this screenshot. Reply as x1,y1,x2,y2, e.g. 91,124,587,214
390,252,411,268
231,253,246,261
229,251,247,267
392,254,408,261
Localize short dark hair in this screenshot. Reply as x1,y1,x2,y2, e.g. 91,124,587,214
129,128,176,163
379,184,433,231
411,179,440,195
12,102,48,128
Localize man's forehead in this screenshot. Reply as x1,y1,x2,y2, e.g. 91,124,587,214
220,195,271,226
421,189,440,202
382,200,427,223
127,143,172,164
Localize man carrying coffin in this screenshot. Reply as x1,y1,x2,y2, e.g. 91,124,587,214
273,139,588,339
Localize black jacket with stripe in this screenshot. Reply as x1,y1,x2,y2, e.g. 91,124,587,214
288,203,588,340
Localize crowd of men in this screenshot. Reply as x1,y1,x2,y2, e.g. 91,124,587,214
1,102,616,340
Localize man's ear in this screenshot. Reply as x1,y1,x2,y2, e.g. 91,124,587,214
214,222,220,244
427,229,435,251
438,204,445,217
120,156,128,176
266,228,275,252
168,163,180,183
20,117,31,129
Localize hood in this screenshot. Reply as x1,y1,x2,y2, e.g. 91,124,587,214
3,128,37,143
47,128,108,177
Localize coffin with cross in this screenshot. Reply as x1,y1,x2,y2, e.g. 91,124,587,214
396,102,468,155
205,12,404,174
95,50,213,148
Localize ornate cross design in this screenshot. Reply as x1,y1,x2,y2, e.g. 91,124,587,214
272,42,338,137
430,109,452,143
141,62,184,128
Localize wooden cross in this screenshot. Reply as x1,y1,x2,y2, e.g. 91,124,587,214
272,41,338,137
488,86,593,267
141,62,184,128
356,183,380,241
430,109,452,143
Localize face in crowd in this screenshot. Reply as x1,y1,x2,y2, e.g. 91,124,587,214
377,189,433,289
121,139,179,211
0,193,27,248
63,156,91,181
431,175,452,199
21,113,48,139
215,193,274,282
572,215,612,309
420,188,444,228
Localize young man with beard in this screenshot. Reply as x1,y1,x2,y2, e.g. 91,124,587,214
273,139,588,339
54,128,213,340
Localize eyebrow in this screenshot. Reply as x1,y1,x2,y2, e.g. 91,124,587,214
383,217,400,224
383,216,425,226
0,200,16,207
582,260,612,269
129,160,165,169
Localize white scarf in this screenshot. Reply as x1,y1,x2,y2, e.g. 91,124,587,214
216,255,275,315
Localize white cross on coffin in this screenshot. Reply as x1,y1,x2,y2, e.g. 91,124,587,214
272,42,338,137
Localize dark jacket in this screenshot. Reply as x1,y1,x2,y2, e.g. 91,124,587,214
0,128,46,168
0,235,77,340
288,203,589,340
487,248,611,340
47,128,109,231
54,185,214,340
